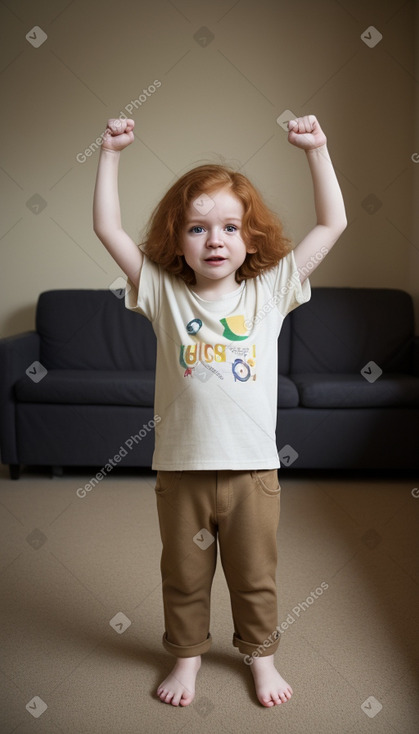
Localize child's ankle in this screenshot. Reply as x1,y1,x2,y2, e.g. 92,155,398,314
175,654,201,664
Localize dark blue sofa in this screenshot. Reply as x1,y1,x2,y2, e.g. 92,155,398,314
1,287,418,478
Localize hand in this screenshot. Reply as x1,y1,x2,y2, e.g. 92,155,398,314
287,115,327,151
102,118,135,152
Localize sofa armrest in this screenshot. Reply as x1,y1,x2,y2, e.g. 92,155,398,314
413,336,419,377
0,331,40,464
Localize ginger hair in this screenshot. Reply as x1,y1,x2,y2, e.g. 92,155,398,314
141,164,292,285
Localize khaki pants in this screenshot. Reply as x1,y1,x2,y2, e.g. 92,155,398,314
154,469,281,658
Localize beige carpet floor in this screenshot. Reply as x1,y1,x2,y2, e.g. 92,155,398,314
0,463,418,734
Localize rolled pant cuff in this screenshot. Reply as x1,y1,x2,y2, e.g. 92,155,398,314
162,632,212,657
232,631,280,657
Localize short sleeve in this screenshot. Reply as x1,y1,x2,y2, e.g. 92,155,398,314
270,249,311,317
124,253,162,323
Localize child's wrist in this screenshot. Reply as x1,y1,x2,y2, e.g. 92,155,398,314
101,146,121,155
305,142,328,155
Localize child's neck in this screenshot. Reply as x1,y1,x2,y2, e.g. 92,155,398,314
191,278,243,301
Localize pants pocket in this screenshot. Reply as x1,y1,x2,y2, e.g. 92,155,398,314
155,470,183,495
251,469,281,497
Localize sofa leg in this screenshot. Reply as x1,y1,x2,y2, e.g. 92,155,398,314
9,464,20,480
51,465,64,478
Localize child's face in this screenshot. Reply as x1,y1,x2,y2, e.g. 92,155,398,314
179,187,256,291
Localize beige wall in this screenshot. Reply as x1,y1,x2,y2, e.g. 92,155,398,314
1,0,417,336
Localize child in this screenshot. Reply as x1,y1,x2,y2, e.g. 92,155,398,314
93,115,347,708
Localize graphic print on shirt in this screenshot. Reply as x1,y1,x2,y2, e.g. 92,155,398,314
180,314,256,383
219,315,248,341
186,318,202,335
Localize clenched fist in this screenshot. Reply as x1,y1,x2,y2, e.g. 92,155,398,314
102,118,135,152
288,115,327,151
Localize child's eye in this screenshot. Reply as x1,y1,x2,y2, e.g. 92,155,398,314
225,225,238,232
190,225,205,234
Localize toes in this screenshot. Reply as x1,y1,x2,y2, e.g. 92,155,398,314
173,690,192,706
158,689,173,703
157,686,193,707
179,694,193,706
261,696,275,707
278,688,292,702
273,694,283,705
260,688,293,706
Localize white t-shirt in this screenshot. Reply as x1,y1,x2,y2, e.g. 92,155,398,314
125,250,310,470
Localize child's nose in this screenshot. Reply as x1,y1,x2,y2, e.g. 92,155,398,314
206,228,223,246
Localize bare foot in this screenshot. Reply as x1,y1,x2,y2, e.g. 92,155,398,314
249,654,293,707
157,655,201,706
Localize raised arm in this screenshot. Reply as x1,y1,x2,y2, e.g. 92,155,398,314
93,118,143,288
287,115,347,283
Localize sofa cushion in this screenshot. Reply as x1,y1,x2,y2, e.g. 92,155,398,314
37,290,157,371
15,370,155,407
277,375,300,408
16,369,299,409
292,374,419,408
290,288,415,374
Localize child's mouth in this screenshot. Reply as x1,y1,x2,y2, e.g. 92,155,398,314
205,257,226,263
